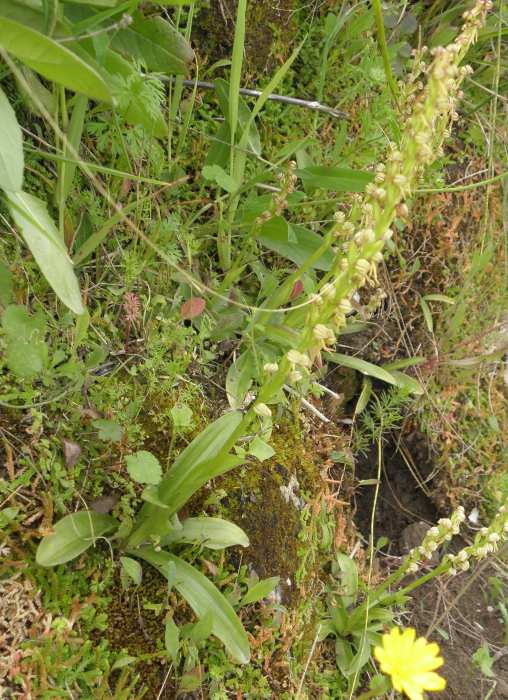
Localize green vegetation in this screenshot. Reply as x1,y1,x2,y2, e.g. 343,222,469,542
1,0,507,697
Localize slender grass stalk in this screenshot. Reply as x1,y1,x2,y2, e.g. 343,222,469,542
168,5,195,162
216,0,247,271
167,5,182,163
229,0,247,175
57,86,67,239
371,0,399,103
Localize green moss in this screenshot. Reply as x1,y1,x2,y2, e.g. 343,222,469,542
194,0,295,75
209,417,324,607
105,568,181,697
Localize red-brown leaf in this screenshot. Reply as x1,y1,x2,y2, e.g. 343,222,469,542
63,439,81,468
181,297,206,319
289,280,304,300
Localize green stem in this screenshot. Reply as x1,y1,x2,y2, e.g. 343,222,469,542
372,0,399,104
355,689,387,700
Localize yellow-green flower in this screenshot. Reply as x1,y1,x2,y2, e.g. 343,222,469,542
374,627,446,700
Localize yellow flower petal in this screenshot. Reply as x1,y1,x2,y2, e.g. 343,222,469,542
401,679,425,700
412,672,447,691
375,627,446,700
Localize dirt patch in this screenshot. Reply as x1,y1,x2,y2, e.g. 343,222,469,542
410,561,508,699
353,430,508,699
354,432,438,552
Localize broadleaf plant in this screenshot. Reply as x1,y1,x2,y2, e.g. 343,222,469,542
0,1,192,315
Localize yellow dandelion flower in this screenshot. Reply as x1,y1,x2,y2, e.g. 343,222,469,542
374,627,446,700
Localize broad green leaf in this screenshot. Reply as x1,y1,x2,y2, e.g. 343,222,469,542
189,610,214,643
127,413,244,547
325,352,397,385
354,377,372,415
335,553,358,606
248,436,275,462
36,510,118,566
225,351,254,410
126,451,162,485
202,164,239,193
472,642,496,678
165,517,249,550
2,304,46,341
141,485,170,509
205,121,230,169
0,507,19,527
111,15,194,76
120,556,142,585
2,304,48,378
0,86,23,191
157,412,243,507
16,65,55,117
241,576,280,605
74,309,89,348
165,617,180,661
7,191,84,314
0,18,112,102
388,369,424,396
382,356,426,370
92,418,124,442
111,655,137,671
345,635,372,676
296,166,374,192
262,322,302,348
257,216,334,271
134,548,250,663
5,339,47,378
171,404,193,428
0,1,50,33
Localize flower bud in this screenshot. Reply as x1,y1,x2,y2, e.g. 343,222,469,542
313,325,335,344
287,350,311,368
254,403,272,418
355,259,370,276
338,298,353,315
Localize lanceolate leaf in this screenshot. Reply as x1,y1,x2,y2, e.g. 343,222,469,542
325,352,397,385
134,548,250,664
0,86,24,192
257,216,334,271
36,511,118,566
157,411,243,507
241,576,280,606
7,191,85,315
127,413,243,547
388,369,424,396
111,15,194,76
0,17,112,102
296,166,374,192
164,517,249,550
226,351,255,410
